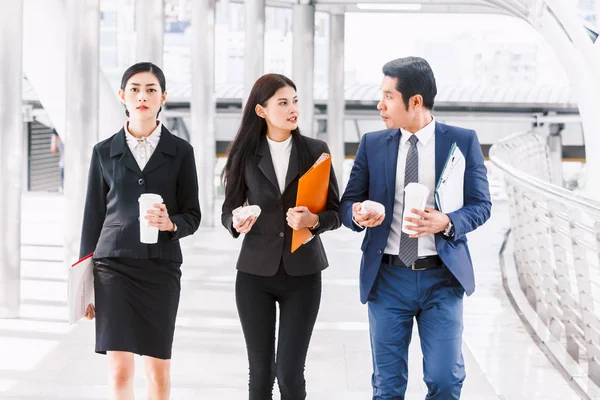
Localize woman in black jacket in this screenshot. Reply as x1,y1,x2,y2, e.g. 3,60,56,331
80,62,200,400
221,73,341,400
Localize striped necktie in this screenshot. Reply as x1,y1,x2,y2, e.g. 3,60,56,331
398,134,419,267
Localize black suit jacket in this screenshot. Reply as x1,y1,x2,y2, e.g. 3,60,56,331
79,126,201,262
221,134,341,276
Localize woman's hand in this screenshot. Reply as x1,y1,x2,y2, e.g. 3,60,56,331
145,203,175,232
84,304,95,320
232,207,258,234
286,206,318,230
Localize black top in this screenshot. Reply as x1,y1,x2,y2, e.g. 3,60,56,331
221,134,341,276
79,125,201,262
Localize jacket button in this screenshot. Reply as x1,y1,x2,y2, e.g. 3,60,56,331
279,232,284,237
138,178,144,185
377,249,382,254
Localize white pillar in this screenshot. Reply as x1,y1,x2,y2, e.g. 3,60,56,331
178,0,188,21
244,0,265,102
191,0,216,226
533,3,600,200
64,0,100,267
293,2,315,138
547,128,563,187
23,0,123,143
0,0,24,318
135,0,164,66
327,9,345,190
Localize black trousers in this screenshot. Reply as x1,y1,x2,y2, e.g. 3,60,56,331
235,265,322,400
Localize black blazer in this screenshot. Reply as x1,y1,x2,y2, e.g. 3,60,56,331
221,134,341,276
79,126,201,262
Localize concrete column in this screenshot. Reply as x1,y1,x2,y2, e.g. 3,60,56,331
327,9,345,190
244,0,265,102
191,0,216,226
293,2,315,137
0,0,24,318
547,123,564,187
178,0,188,21
23,0,124,143
135,0,164,66
64,0,100,268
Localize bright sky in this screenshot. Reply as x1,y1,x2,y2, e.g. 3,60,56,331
344,12,568,85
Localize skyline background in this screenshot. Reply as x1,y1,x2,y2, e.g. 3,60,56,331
92,0,600,94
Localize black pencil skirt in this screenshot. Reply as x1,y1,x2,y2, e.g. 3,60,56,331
93,257,182,360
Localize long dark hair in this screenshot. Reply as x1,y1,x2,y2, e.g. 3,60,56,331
221,73,313,199
120,62,166,118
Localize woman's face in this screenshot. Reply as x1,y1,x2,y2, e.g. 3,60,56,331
257,85,299,133
118,72,167,121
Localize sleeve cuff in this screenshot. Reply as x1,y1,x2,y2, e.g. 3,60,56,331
352,216,365,231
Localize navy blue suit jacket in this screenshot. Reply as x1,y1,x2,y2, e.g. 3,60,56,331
340,122,491,303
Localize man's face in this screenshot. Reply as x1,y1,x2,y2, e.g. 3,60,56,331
377,75,411,130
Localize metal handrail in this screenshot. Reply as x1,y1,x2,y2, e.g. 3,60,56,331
490,130,600,387
489,131,600,216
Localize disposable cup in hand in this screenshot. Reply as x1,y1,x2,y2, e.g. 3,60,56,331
139,193,163,244
402,183,430,235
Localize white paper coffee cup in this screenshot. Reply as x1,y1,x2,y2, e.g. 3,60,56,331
139,193,163,244
402,183,430,235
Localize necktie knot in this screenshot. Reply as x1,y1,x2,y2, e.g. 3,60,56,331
408,135,419,146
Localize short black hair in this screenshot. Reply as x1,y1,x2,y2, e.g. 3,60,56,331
120,62,166,118
382,57,437,110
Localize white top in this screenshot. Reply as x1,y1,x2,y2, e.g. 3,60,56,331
385,117,438,257
266,134,293,194
125,122,162,171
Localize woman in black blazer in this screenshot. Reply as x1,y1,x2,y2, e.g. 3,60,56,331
221,73,341,400
80,62,200,399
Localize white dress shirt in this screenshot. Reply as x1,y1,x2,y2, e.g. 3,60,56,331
125,121,162,171
385,117,438,257
266,135,292,194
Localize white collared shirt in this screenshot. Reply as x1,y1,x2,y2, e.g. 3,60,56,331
125,121,162,171
385,117,438,257
266,135,293,194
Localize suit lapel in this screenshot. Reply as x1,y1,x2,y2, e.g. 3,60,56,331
385,129,401,205
256,135,280,192
143,126,176,175
434,122,452,187
283,136,300,192
110,128,143,178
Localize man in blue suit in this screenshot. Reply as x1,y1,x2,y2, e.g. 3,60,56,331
340,57,491,399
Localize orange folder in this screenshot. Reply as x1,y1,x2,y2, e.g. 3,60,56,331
291,153,331,253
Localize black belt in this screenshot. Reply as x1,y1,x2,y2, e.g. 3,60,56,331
382,254,443,271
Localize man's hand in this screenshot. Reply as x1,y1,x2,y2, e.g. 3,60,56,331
403,207,450,238
286,206,318,230
352,202,385,228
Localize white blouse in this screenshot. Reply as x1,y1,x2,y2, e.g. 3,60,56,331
266,135,293,194
125,122,162,171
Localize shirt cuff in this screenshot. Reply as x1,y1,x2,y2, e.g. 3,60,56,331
352,216,364,229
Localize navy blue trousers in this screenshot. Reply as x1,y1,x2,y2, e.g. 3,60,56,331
368,261,466,399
